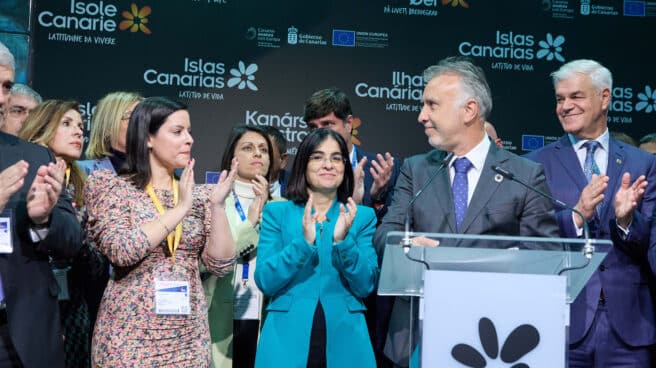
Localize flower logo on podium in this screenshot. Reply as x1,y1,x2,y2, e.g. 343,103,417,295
451,317,540,367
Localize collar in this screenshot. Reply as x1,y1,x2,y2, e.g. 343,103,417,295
568,128,609,152
109,148,127,172
449,134,491,172
234,179,256,199
349,146,358,168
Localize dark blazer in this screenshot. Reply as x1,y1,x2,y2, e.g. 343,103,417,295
375,144,559,252
374,143,560,365
525,135,656,347
356,148,402,222
0,132,82,368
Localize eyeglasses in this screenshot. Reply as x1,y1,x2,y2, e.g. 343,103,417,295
7,105,28,117
308,153,346,166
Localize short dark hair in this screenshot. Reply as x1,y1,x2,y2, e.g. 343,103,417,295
303,88,353,122
220,125,274,182
123,97,187,189
285,128,353,204
639,133,656,145
260,125,287,156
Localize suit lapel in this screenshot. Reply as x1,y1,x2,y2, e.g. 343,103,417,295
0,132,22,170
425,150,456,233
554,136,588,194
599,139,625,218
458,145,503,234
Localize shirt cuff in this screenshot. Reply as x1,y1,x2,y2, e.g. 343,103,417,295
572,212,583,237
615,219,631,239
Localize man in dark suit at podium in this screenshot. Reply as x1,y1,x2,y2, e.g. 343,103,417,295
374,56,560,366
0,41,82,368
525,59,656,367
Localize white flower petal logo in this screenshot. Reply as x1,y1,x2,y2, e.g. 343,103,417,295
227,61,258,91
536,33,565,62
636,85,656,113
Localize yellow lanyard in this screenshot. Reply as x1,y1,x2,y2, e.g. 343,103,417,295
65,167,71,187
145,179,182,261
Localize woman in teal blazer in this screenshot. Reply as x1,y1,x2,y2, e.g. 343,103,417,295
254,128,379,367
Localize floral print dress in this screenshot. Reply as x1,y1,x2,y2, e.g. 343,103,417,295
85,170,235,367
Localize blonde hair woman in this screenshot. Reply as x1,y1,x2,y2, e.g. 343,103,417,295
78,91,142,175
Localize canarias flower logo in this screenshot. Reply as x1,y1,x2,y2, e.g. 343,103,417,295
442,0,470,8
351,117,362,146
120,4,152,35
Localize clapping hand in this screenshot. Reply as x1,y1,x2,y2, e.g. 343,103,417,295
302,193,317,245
27,160,66,225
0,160,29,213
247,174,268,227
333,197,357,243
614,173,647,228
210,157,238,209
177,158,196,214
352,157,366,204
369,152,394,202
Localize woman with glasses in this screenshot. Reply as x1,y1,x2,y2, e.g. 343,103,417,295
254,128,379,367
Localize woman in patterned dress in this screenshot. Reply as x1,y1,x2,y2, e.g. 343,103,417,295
18,99,107,368
85,97,237,367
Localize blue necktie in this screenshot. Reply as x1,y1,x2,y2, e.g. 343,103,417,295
452,157,472,231
583,141,601,182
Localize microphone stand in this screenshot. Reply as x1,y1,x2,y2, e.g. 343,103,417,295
490,165,593,274
402,152,453,269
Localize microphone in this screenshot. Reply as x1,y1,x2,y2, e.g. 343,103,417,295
491,165,593,259
402,152,454,251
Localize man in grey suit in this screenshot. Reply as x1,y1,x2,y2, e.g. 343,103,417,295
374,56,560,366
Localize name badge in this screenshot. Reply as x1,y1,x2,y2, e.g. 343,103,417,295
0,210,14,254
233,283,260,320
154,280,191,315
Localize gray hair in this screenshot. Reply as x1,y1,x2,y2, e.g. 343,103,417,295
423,56,493,120
551,59,613,92
10,83,42,103
0,42,15,70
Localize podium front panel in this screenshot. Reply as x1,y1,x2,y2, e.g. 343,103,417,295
422,270,566,367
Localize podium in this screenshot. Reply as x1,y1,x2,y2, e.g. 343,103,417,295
378,231,611,367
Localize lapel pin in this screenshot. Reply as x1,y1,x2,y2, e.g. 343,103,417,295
616,158,622,165
494,174,503,183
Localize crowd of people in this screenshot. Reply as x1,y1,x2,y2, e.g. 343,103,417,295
1,38,656,368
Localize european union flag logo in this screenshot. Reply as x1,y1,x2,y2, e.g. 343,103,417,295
332,30,355,47
205,171,220,184
624,1,645,16
522,135,545,151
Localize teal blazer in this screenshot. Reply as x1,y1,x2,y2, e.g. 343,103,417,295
254,199,379,367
